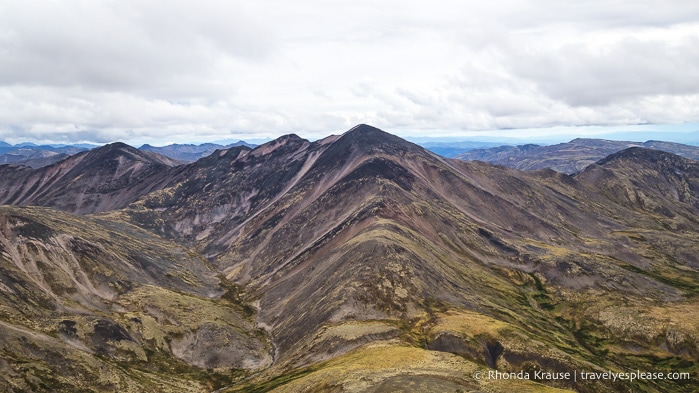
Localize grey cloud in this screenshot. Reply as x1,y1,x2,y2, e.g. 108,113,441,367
0,0,274,97
494,1,699,30
511,34,699,106
1,0,699,144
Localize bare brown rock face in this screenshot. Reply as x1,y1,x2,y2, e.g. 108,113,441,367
0,125,697,392
0,142,186,214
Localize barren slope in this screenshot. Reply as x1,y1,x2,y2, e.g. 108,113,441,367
109,125,698,392
1,125,697,392
0,206,270,392
0,143,182,214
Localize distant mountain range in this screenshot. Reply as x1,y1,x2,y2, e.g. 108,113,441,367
413,140,505,157
139,141,256,162
0,140,258,168
0,125,697,392
6,137,698,175
455,138,699,174
0,144,90,168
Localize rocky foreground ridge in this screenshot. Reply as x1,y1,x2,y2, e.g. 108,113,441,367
0,125,697,392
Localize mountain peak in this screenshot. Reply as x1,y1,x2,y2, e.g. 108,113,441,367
0,141,181,214
335,124,420,153
102,141,134,150
248,134,308,159
88,141,141,159
277,133,304,142
595,146,684,167
578,146,699,214
342,124,400,142
85,142,181,167
345,123,383,134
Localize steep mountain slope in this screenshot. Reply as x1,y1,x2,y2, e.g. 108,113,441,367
103,125,699,392
578,147,699,214
457,138,699,174
0,125,696,391
0,205,270,392
0,143,182,214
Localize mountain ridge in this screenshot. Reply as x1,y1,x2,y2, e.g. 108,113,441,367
139,140,256,162
456,138,699,174
0,125,697,392
111,125,697,390
0,142,183,214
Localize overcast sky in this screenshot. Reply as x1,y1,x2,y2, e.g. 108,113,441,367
1,0,698,145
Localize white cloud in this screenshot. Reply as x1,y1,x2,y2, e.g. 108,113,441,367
0,0,272,95
0,0,698,144
508,24,699,106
